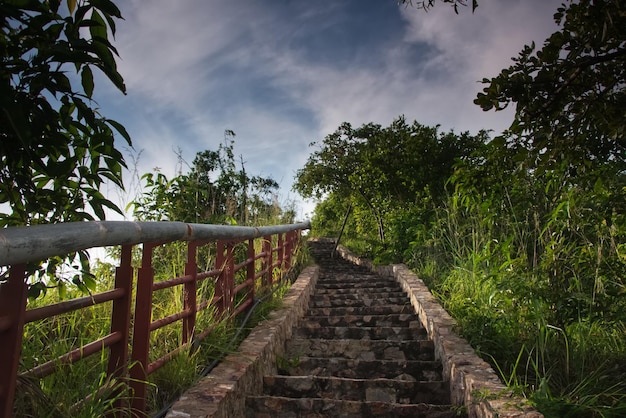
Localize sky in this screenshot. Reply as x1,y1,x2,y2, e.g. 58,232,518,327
94,0,563,221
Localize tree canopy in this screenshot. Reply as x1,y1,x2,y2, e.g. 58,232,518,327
0,0,130,226
130,131,289,226
294,116,486,243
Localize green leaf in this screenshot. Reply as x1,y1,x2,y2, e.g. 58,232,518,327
89,9,107,41
57,281,67,299
91,0,123,19
81,65,94,98
27,282,46,300
106,118,131,144
99,64,126,93
82,273,98,292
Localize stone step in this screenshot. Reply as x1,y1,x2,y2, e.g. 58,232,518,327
310,297,413,308
312,290,407,301
293,325,427,340
246,396,461,417
317,276,392,289
314,287,405,296
279,357,442,381
284,338,436,361
300,313,421,328
244,240,463,417
261,375,451,404
308,304,416,317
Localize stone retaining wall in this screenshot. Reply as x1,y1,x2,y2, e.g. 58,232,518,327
165,265,319,418
336,245,544,418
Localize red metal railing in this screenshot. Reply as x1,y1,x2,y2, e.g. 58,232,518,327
0,221,309,417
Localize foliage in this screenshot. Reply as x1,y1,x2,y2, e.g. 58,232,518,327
1,0,130,298
16,262,133,417
294,116,486,255
414,175,626,416
1,0,130,226
129,130,291,226
475,0,625,176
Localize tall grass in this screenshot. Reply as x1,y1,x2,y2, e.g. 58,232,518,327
17,270,133,417
403,188,626,417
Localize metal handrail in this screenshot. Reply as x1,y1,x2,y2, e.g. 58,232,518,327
0,220,311,265
0,220,310,418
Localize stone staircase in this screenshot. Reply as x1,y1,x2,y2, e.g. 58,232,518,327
246,240,465,417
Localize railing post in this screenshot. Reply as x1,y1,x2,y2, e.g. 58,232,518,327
107,244,133,413
215,241,234,317
183,242,198,344
225,242,234,314
215,241,226,318
277,233,284,280
246,238,255,303
130,243,155,417
284,231,294,272
262,235,272,287
0,264,27,418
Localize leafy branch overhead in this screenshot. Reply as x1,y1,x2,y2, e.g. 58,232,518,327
1,0,130,298
0,0,130,226
474,0,625,168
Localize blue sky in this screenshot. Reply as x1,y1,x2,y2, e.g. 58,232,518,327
95,0,562,220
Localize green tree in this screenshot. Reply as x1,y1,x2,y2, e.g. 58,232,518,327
130,132,282,226
469,0,626,330
1,0,130,227
294,116,485,246
413,2,626,411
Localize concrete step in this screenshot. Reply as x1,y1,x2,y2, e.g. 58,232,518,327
318,268,394,287
314,287,405,296
284,338,437,361
261,375,451,404
246,396,461,417
279,357,443,381
312,291,408,301
317,273,398,289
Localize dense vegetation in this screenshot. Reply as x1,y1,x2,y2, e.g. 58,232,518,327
296,1,626,416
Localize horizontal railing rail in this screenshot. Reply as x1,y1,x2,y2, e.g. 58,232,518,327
0,220,310,418
0,220,310,265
